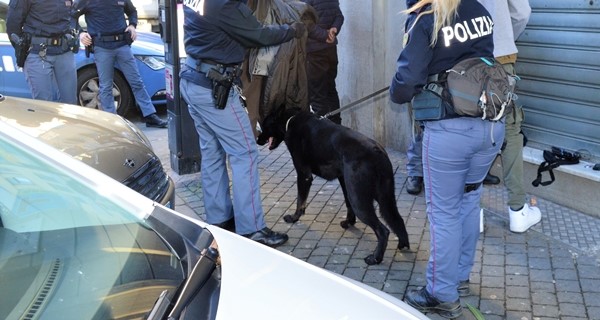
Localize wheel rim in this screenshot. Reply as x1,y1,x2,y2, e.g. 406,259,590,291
79,77,123,111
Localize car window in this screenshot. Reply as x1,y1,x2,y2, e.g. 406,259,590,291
0,135,184,319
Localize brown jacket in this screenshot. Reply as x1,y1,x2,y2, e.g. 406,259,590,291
242,0,317,136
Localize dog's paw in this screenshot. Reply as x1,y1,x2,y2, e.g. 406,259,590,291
397,242,411,250
283,214,299,224
364,254,382,265
339,219,356,229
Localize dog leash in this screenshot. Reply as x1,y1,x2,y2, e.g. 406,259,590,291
321,86,390,119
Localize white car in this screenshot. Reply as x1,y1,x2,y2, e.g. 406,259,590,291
0,109,429,319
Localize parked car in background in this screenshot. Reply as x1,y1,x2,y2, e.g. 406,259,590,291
0,118,430,320
0,94,175,209
0,0,166,117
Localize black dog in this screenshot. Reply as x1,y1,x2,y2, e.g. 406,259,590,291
257,108,410,265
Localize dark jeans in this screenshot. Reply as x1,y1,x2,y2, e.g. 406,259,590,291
306,46,341,124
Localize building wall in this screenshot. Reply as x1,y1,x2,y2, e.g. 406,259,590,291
336,1,411,152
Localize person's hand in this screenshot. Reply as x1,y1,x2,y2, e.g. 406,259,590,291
125,25,137,42
289,22,306,39
79,32,92,46
326,27,337,43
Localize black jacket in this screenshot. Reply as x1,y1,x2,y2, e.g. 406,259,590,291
302,0,343,53
390,0,494,104
182,0,297,65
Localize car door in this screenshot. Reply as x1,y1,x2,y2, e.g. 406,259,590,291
0,1,31,98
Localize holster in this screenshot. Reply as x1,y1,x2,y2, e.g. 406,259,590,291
67,31,80,54
211,81,232,109
10,33,30,68
207,67,236,109
85,43,94,58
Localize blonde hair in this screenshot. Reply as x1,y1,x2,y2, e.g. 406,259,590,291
405,0,461,46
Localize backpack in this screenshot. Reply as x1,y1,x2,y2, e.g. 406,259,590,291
444,57,518,121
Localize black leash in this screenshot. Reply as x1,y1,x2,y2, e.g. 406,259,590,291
322,86,390,119
532,147,580,187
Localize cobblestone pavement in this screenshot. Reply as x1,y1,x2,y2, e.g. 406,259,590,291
142,122,600,320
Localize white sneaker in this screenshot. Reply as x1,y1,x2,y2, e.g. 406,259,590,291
509,203,542,233
480,208,484,233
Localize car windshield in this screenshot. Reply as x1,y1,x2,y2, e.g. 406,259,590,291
0,136,184,319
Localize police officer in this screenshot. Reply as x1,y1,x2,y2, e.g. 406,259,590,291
180,0,304,247
71,0,167,128
6,0,78,104
390,0,503,318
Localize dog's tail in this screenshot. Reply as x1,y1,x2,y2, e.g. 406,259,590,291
377,172,411,250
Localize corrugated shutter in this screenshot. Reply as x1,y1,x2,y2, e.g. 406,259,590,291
515,0,600,159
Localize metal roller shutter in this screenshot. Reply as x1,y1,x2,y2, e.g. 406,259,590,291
515,0,600,159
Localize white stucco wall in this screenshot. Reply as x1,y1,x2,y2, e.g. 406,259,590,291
336,1,411,151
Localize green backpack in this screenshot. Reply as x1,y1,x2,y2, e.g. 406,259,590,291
445,57,518,121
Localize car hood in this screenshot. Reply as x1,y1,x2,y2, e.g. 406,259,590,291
0,95,154,182
206,225,430,320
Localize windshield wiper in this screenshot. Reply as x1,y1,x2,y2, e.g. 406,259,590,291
146,246,220,320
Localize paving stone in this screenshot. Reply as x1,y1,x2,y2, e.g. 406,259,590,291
556,291,584,304
506,297,532,311
531,291,557,305
559,302,588,317
533,304,559,318
505,285,529,298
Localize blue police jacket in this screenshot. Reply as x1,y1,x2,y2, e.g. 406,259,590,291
71,0,138,49
302,0,344,53
6,0,74,54
182,0,297,65
390,0,494,104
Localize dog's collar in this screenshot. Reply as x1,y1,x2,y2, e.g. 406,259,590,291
285,115,296,132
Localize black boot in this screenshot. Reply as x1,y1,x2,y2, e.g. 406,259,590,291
243,227,288,247
144,113,168,128
404,287,462,319
406,176,423,195
483,172,500,185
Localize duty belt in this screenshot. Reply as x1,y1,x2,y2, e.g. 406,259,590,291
185,56,239,74
95,33,128,42
31,36,63,46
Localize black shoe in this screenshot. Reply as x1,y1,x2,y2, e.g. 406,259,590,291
213,217,235,232
144,113,168,128
243,227,288,248
483,172,500,185
457,280,471,297
404,287,462,319
406,176,423,195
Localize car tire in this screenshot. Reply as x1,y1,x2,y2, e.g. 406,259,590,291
77,67,134,117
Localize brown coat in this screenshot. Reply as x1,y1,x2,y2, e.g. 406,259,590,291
242,0,317,137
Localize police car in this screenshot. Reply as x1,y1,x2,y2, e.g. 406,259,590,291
0,0,166,117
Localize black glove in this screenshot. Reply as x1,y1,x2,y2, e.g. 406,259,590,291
289,22,306,39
